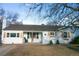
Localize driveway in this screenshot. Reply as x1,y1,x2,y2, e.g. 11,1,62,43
0,45,16,56
4,44,79,56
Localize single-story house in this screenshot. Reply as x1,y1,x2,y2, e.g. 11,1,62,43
1,24,79,44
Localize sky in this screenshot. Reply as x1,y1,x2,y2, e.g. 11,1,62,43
0,3,47,25
0,3,79,25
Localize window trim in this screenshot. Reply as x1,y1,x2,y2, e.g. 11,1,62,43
6,32,20,38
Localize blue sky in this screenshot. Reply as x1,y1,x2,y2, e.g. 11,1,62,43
0,3,78,25
0,3,47,25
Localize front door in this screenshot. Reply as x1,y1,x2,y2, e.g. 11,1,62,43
32,33,39,43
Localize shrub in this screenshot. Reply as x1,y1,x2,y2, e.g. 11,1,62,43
70,36,79,44
48,40,53,45
24,37,28,43
56,40,59,44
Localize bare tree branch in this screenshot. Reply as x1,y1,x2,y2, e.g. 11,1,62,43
63,4,79,11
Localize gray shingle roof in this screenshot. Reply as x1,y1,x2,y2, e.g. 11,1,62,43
3,24,66,31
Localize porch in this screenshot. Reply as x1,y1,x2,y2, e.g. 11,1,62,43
23,32,43,43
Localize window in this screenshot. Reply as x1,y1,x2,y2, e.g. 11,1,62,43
63,32,70,38
7,33,9,37
50,32,54,35
49,32,55,36
17,33,19,37
63,32,67,38
6,33,20,37
10,33,16,37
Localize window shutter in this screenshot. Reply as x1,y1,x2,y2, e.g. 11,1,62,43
68,32,70,38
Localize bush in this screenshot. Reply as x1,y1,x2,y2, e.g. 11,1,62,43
24,37,28,43
48,40,53,45
70,36,79,44
56,40,59,44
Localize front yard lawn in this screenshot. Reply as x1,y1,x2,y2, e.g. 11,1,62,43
5,44,79,56
67,44,79,51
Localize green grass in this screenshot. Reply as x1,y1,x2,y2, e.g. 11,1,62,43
70,36,79,44
67,44,79,51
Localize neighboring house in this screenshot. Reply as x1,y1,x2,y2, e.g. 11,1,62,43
1,24,79,44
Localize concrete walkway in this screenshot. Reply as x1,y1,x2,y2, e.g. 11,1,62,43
0,45,16,56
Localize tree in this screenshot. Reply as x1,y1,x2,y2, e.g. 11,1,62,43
23,3,79,26
0,8,5,34
0,8,5,16
6,12,23,25
22,3,79,33
0,8,5,44
70,36,79,44
63,4,79,11
0,7,23,44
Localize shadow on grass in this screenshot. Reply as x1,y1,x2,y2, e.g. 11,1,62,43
67,44,79,52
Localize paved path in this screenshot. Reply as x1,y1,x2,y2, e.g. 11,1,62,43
0,45,16,56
